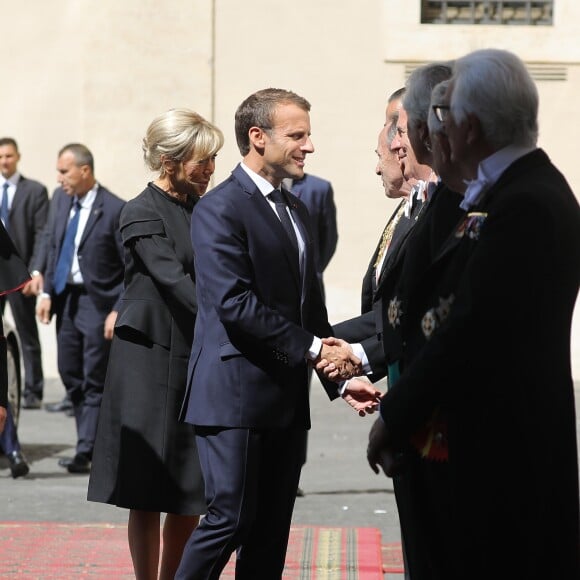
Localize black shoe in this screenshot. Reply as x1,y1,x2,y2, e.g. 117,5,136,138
22,393,42,410
45,397,73,413
58,456,75,468
65,453,91,474
8,451,30,479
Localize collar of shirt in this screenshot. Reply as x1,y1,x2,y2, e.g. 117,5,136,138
1,172,20,189
76,183,99,211
461,144,536,210
1,173,21,208
404,180,426,218
425,177,441,201
68,183,98,285
240,161,278,198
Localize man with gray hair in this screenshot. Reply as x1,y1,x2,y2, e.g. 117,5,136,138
365,65,465,579
369,48,580,578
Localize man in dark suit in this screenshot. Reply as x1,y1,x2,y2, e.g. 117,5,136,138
176,88,379,580
368,49,580,578
32,188,75,415
369,66,465,579
37,143,125,474
0,137,49,409
331,85,452,580
333,87,433,382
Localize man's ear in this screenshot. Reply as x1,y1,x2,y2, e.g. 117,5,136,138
419,122,431,152
440,134,452,164
248,126,267,151
465,113,483,146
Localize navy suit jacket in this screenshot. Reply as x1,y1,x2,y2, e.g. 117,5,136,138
44,185,125,313
289,173,338,277
6,175,49,268
181,164,336,430
31,188,66,273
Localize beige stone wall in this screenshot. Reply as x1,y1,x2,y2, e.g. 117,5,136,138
212,0,391,326
2,0,579,376
2,0,215,199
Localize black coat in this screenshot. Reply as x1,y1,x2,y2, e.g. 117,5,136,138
380,149,580,578
333,195,427,380
88,184,205,513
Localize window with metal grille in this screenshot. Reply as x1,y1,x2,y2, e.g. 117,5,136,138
421,1,553,25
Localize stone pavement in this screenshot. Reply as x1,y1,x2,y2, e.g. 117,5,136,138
0,320,404,578
2,317,579,578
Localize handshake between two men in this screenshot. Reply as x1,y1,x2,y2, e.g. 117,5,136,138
313,337,382,418
313,337,399,478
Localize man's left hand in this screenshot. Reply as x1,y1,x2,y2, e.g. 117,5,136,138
342,377,382,416
367,417,402,477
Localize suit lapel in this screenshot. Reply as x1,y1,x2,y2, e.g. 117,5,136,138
429,151,544,266
11,178,27,215
56,195,73,248
240,175,302,289
376,219,414,291
79,188,104,248
285,188,316,304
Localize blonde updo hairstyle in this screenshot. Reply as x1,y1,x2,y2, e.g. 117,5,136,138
143,108,224,176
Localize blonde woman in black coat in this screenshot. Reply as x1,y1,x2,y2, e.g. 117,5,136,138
88,109,223,580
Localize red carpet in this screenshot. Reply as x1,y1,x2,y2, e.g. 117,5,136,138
0,522,400,578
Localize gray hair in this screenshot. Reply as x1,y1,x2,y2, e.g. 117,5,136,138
450,49,538,148
427,80,451,137
386,87,405,146
58,143,94,172
404,62,453,129
143,108,224,173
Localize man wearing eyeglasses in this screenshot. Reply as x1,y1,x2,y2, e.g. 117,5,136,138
370,49,580,578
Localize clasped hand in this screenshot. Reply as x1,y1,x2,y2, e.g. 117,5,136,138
342,377,382,417
314,337,362,380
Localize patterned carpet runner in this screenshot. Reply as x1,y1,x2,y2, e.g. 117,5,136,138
0,522,401,578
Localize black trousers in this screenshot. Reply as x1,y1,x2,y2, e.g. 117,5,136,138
56,286,110,457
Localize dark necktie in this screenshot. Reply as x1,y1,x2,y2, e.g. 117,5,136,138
53,199,82,295
1,183,9,232
269,189,299,252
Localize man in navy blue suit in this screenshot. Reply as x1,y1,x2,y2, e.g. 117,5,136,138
37,143,124,474
176,88,380,580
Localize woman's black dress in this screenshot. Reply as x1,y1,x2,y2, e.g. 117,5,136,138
88,183,205,514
